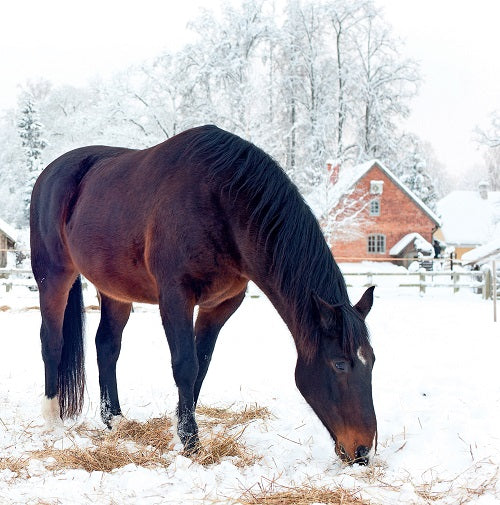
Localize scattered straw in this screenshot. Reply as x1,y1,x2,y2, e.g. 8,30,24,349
0,456,30,477
197,404,272,428
32,416,175,472
0,305,10,312
195,425,258,467
78,416,174,455
32,443,166,473
24,404,270,474
240,484,369,505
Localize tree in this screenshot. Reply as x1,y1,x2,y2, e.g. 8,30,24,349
309,167,372,247
475,111,500,190
18,94,47,223
349,6,419,163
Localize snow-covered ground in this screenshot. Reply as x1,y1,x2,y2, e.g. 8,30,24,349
0,269,499,504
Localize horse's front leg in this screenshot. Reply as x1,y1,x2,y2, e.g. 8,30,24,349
159,291,199,454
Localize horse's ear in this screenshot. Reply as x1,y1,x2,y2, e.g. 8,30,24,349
354,286,375,320
311,292,339,330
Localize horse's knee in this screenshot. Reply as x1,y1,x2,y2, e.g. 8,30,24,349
171,356,198,388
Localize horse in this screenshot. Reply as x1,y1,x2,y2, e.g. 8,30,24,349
30,125,377,465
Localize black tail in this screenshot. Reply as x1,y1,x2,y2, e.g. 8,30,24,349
58,276,86,418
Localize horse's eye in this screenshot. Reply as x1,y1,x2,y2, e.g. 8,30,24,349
334,361,347,371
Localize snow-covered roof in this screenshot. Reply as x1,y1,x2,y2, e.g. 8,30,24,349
461,238,500,265
437,190,500,246
389,232,434,256
328,159,441,225
0,217,17,243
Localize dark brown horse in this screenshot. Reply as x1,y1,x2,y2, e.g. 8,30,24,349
30,125,377,464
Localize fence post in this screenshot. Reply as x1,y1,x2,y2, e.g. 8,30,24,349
453,271,460,294
483,267,492,300
419,272,426,295
493,260,497,323
365,272,373,287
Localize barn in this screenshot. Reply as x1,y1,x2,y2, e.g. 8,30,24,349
435,182,500,259
0,217,16,268
315,160,441,265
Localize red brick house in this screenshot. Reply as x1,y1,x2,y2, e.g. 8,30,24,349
316,160,441,264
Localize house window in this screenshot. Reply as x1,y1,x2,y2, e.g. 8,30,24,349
367,234,386,254
370,199,380,216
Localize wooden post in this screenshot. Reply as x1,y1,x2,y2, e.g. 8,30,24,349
365,272,373,287
453,271,459,294
484,267,492,300
493,260,497,323
419,272,425,295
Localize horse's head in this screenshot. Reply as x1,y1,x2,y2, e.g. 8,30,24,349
295,286,377,465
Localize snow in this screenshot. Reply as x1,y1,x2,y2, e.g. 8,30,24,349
389,232,434,256
0,216,17,243
462,238,500,265
437,190,500,246
1,277,499,504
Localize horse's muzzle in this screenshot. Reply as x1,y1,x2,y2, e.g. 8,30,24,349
336,443,372,466
354,445,370,465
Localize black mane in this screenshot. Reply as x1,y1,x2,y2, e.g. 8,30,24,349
185,125,369,360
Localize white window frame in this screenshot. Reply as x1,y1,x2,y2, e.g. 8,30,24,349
370,198,380,216
367,234,386,254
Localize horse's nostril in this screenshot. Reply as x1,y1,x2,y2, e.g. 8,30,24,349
356,445,369,458
355,445,370,465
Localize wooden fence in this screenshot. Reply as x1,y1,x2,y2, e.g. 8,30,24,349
1,266,496,299
342,269,490,296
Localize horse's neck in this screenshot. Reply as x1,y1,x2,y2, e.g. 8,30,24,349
248,251,320,341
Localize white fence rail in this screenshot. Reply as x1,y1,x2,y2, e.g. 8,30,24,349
1,267,496,299
342,270,488,295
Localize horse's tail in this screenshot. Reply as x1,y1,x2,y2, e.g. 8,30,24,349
59,276,86,418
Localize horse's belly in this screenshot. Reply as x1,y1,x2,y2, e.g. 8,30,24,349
81,267,159,304
197,276,248,310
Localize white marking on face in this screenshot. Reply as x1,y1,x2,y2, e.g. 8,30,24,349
42,396,62,426
357,346,367,366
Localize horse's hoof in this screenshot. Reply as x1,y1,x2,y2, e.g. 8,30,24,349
182,436,201,457
108,414,125,432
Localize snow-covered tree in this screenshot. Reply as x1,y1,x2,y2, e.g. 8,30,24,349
350,8,419,163
0,0,446,236
475,111,500,190
309,165,372,247
18,94,47,223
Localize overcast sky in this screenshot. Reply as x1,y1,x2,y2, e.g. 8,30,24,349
1,0,499,179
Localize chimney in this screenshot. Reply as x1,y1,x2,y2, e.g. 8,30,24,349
326,159,340,184
478,181,489,200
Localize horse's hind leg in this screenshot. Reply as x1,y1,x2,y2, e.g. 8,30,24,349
38,271,80,425
193,289,246,405
95,293,132,428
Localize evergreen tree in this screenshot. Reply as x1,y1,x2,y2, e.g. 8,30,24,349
18,95,47,223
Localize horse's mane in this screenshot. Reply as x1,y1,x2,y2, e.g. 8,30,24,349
183,125,369,360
